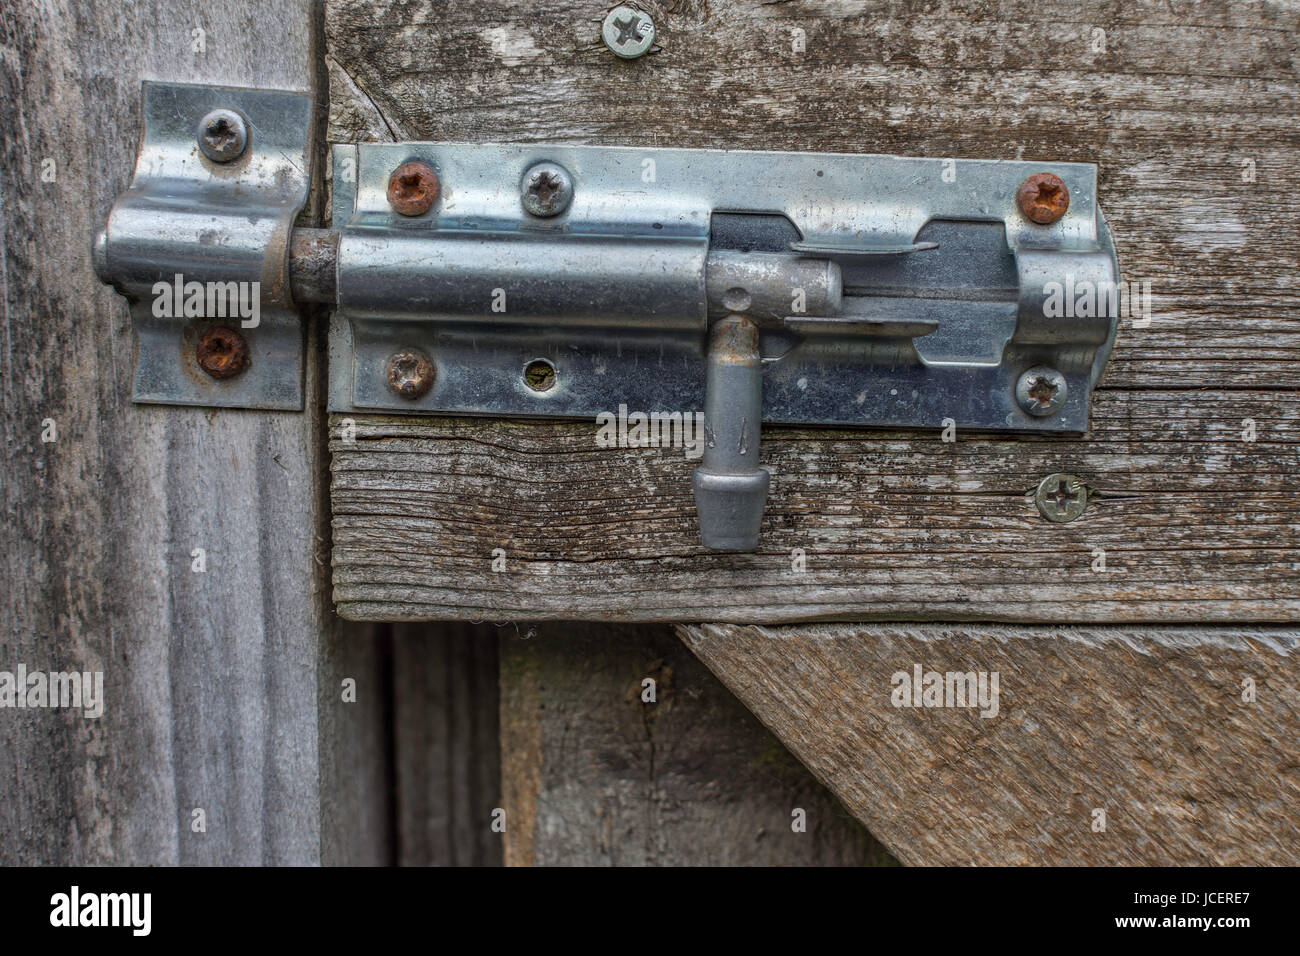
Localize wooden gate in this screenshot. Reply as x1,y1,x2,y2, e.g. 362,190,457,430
2,0,1296,865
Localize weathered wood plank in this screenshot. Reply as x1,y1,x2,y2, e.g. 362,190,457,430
0,0,388,864
499,622,895,865
324,0,1300,389
678,622,1299,865
391,623,502,866
324,0,1300,622
318,619,393,865
330,387,1299,622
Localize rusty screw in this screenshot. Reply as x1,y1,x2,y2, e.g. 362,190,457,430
196,326,250,379
387,161,440,217
385,349,435,399
1016,172,1069,225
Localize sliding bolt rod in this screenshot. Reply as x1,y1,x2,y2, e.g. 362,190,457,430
692,314,770,551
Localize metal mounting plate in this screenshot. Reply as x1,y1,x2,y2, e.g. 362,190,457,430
98,82,313,410
329,142,1118,433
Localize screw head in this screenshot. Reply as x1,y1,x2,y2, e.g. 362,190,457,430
520,162,574,218
197,108,248,163
1035,473,1088,523
387,161,440,217
196,326,250,379
602,6,655,59
1016,366,1068,417
385,349,435,399
1016,172,1069,224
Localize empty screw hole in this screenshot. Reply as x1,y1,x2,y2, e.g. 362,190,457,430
523,359,556,392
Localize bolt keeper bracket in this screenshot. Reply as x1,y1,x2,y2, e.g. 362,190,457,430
95,82,1123,550
93,82,315,410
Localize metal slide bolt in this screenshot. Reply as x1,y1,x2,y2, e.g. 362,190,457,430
692,315,770,551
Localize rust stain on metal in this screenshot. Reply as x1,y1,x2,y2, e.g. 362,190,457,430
387,161,439,216
386,349,435,398
1027,375,1059,405
263,219,293,308
196,326,250,379
1016,172,1069,224
711,315,760,364
288,227,339,303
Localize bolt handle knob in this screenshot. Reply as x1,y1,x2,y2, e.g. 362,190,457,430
692,315,770,551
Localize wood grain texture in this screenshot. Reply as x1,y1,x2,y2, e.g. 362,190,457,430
0,0,387,864
324,0,1300,622
678,622,1299,865
391,623,501,866
330,387,1299,622
499,622,896,865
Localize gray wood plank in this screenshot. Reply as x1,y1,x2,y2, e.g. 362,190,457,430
330,389,1299,623
678,623,1299,865
0,0,388,864
323,0,1300,623
499,622,896,865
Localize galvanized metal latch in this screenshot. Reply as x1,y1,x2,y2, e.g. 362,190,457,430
95,82,1122,552
92,82,315,409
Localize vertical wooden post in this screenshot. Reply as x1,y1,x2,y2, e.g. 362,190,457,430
0,0,388,864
